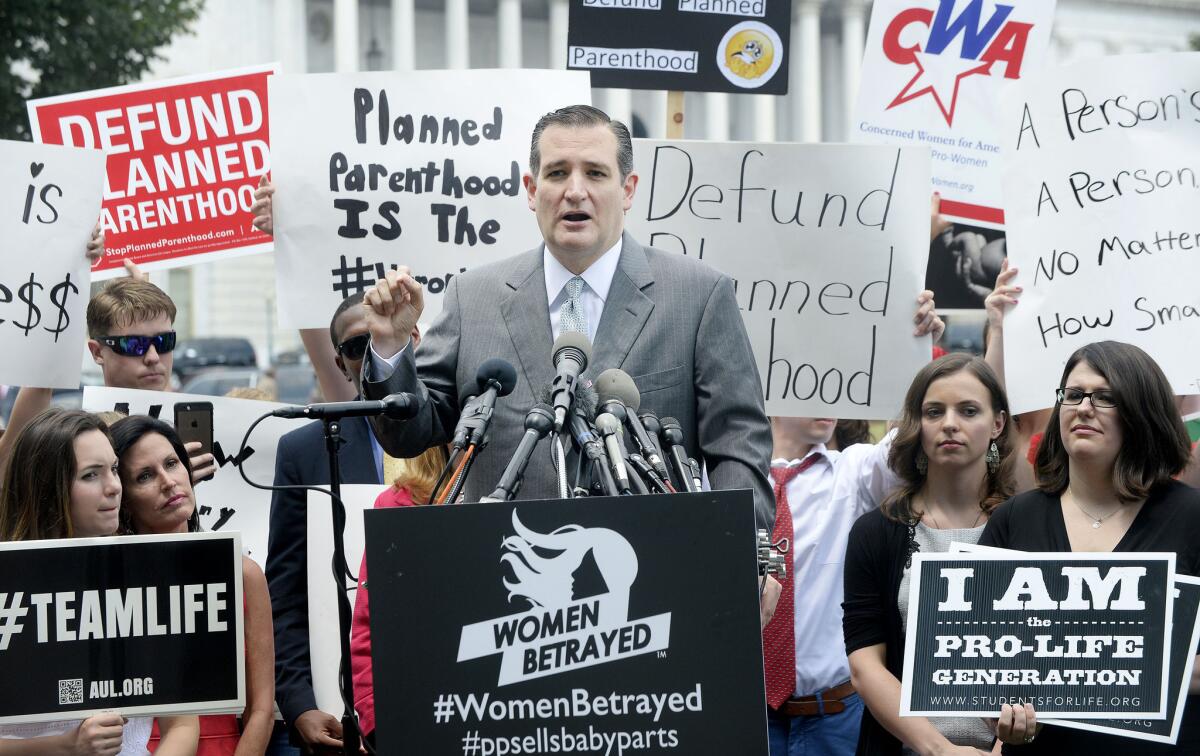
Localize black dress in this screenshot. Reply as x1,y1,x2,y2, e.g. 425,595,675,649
978,481,1200,755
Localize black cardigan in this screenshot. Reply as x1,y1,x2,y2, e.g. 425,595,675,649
842,508,916,756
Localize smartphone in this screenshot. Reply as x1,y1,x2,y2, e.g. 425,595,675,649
174,402,214,457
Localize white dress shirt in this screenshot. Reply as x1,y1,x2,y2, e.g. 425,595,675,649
369,239,624,375
544,238,622,343
774,430,896,696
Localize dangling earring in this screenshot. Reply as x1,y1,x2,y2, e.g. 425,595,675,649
915,450,928,475
986,440,1000,474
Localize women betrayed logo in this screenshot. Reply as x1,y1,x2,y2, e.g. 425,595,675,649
457,511,671,686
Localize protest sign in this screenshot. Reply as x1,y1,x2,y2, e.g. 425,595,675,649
0,532,244,723
307,485,385,716
82,387,296,567
28,64,276,279
853,0,1056,308
0,139,105,388
999,53,1200,413
365,491,766,755
566,0,791,94
1043,575,1200,744
901,552,1175,719
624,140,931,419
268,70,590,328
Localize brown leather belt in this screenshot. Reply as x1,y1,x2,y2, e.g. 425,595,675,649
776,680,856,717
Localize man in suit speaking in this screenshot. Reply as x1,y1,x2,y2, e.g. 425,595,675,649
361,104,776,526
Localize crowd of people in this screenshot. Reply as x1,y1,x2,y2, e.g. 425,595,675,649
0,103,1198,756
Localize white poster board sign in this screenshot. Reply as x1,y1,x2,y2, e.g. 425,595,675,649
1,139,105,388
307,485,386,717
269,70,591,328
999,53,1200,413
853,0,1056,226
625,141,932,419
82,387,297,565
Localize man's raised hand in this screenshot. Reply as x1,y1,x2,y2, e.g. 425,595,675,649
363,267,424,360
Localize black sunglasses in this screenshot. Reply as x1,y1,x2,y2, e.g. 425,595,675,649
98,331,177,357
337,334,370,361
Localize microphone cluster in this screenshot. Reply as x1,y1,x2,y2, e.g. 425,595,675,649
482,332,704,502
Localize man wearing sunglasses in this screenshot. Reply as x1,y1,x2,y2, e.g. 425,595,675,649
85,277,217,482
266,293,420,756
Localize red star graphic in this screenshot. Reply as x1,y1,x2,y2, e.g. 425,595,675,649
886,52,993,127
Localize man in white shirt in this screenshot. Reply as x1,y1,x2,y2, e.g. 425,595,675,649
763,416,895,755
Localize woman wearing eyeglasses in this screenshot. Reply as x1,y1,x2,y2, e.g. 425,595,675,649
979,340,1200,753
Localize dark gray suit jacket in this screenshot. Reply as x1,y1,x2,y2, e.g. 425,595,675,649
363,232,774,528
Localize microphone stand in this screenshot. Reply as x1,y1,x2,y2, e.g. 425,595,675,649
322,418,361,756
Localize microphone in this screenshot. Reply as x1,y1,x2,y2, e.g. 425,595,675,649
595,369,674,489
451,358,518,451
594,412,631,494
565,387,620,497
272,393,416,420
659,416,698,493
479,403,554,502
550,332,591,434
637,409,667,465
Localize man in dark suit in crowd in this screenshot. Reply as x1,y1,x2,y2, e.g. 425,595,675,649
359,104,776,526
266,294,399,755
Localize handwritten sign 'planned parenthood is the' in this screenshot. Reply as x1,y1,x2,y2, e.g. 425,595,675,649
901,553,1174,719
269,70,589,328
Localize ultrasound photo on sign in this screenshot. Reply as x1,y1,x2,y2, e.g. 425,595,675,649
927,222,1006,310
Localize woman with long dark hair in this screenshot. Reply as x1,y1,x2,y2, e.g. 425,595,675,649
843,354,1029,755
110,416,274,756
979,341,1200,753
0,409,199,755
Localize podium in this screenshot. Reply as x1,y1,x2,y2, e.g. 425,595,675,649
364,490,769,755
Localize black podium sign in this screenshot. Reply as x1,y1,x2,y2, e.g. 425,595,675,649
566,0,792,94
0,532,244,723
365,491,767,755
901,552,1175,719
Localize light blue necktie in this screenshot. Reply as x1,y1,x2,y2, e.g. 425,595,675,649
560,275,588,337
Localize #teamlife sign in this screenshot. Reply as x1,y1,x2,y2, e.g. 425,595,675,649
365,491,768,755
901,552,1175,719
566,0,792,94
268,69,590,329
624,140,932,419
999,52,1200,413
28,65,276,279
0,139,105,389
853,0,1056,225
0,532,244,723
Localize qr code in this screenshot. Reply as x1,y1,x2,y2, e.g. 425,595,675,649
58,679,84,705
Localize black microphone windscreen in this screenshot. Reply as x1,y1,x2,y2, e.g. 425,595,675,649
595,368,641,411
573,384,598,420
477,358,518,396
552,331,592,368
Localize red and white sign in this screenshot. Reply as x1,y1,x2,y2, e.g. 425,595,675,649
852,0,1056,227
28,64,277,279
